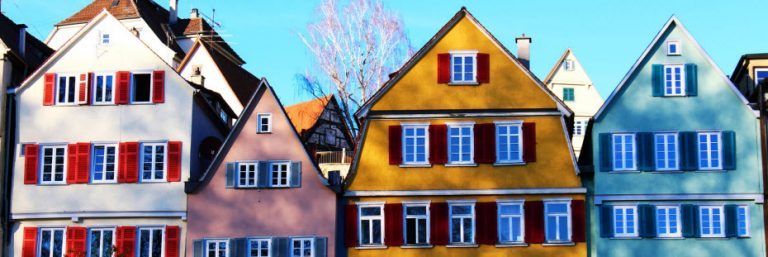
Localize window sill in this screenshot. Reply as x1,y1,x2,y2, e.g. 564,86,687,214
694,170,726,173
139,180,168,183
130,102,155,105
609,237,642,240
655,236,685,240
448,82,480,86
542,242,575,246
493,162,526,166
400,245,433,249
699,236,728,240
446,244,478,248
354,245,387,250
256,131,272,134
445,163,477,167
38,183,68,186
399,164,432,168
648,170,684,174
608,170,641,174
90,181,118,184
495,243,528,247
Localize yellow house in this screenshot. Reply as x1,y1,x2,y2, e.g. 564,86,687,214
344,7,586,257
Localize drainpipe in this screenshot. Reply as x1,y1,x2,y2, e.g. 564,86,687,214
759,78,768,257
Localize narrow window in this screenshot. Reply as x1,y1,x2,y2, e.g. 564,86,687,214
700,206,725,237
574,121,585,136
656,206,681,238
613,206,638,238
612,134,636,171
132,73,152,103
56,75,77,104
359,205,384,246
447,124,473,164
138,227,164,257
737,206,749,237
101,33,111,45
238,162,258,187
402,125,429,165
449,203,475,244
545,201,571,242
654,133,679,170
404,204,429,245
496,122,522,163
41,145,67,184
663,64,686,96
140,143,166,182
248,239,270,257
93,74,114,104
92,144,118,183
270,162,290,187
257,113,272,133
39,228,65,257
698,132,722,170
88,228,115,257
291,238,313,257
563,88,575,101
498,202,524,243
451,52,477,83
564,59,575,71
667,41,681,55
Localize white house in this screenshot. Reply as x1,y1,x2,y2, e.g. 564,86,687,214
543,49,604,157
9,10,231,257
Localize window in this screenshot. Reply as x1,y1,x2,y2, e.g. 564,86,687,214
496,122,522,163
654,133,679,170
613,206,638,237
257,113,272,133
664,64,685,96
451,52,476,83
219,110,229,123
206,240,229,257
140,143,166,182
291,238,313,257
39,228,65,257
89,228,115,257
700,206,724,237
358,205,383,246
92,144,118,183
564,59,575,71
238,162,258,187
447,124,473,164
57,75,77,104
404,204,429,245
93,74,114,104
545,201,571,242
248,239,270,257
41,145,67,184
612,134,636,171
656,206,681,238
755,68,768,86
698,132,722,170
270,162,289,187
101,33,111,45
498,202,524,243
667,41,681,55
138,228,163,257
737,206,749,237
402,124,429,165
574,121,585,136
563,88,575,101
449,203,474,244
132,73,152,103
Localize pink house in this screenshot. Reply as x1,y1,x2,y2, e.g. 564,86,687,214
185,80,340,257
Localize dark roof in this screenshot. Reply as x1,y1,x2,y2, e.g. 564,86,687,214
730,53,768,82
185,41,259,106
172,17,245,64
0,13,53,79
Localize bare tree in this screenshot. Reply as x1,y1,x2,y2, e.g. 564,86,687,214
298,0,412,135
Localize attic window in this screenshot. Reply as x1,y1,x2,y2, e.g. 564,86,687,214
564,59,575,71
257,113,272,133
100,33,110,45
667,41,681,55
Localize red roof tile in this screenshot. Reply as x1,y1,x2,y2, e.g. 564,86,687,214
285,95,333,134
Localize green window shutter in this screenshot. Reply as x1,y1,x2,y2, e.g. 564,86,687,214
723,131,736,170
685,64,698,96
681,204,699,238
725,205,738,237
637,133,655,171
257,162,270,188
652,64,664,97
599,133,613,172
226,162,237,188
193,240,204,257
599,205,614,237
290,161,302,188
681,132,699,171
639,205,656,238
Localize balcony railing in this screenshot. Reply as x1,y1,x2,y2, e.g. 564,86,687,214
316,149,353,164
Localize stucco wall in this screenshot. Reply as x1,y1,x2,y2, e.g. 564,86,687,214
178,46,245,114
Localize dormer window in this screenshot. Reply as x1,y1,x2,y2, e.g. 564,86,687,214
564,59,575,71
451,51,477,84
667,41,681,55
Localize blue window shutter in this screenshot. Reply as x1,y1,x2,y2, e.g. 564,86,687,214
637,133,655,171
271,237,289,257
639,205,656,238
257,162,270,188
290,161,302,188
225,162,237,188
681,132,699,171
685,64,698,96
193,240,203,257
314,237,327,257
599,133,613,172
723,131,736,170
652,64,664,97
724,204,738,237
599,205,614,237
681,204,699,238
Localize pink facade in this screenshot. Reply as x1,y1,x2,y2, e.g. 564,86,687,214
186,83,338,257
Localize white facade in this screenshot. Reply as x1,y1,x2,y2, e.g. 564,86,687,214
544,49,604,157
178,43,245,114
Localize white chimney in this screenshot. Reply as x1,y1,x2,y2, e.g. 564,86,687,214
18,25,26,58
515,33,532,69
169,0,178,25
190,8,199,18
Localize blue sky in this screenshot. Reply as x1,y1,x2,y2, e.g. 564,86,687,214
4,0,767,105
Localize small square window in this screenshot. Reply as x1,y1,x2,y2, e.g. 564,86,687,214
257,113,272,133
564,59,575,71
667,41,681,55
131,73,152,103
563,88,575,101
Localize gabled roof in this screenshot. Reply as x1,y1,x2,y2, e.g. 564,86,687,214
355,7,572,120
0,13,53,73
594,16,754,120
172,17,245,64
285,95,332,133
730,53,768,83
542,48,572,85
57,0,142,25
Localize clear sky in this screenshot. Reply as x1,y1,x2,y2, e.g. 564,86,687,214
4,0,767,105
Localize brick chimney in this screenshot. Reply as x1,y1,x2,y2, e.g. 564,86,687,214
169,0,178,25
190,8,199,18
515,33,532,69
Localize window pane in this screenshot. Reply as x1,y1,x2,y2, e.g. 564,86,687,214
133,74,152,102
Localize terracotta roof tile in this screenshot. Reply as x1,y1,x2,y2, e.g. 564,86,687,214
285,95,333,134
57,0,141,26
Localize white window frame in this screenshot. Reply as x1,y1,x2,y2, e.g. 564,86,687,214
447,122,474,165
140,142,167,182
698,132,723,170
544,200,572,243
130,71,153,104
449,51,478,84
497,200,525,244
237,162,258,188
40,145,67,185
448,201,475,245
564,59,575,71
737,206,750,237
92,73,115,105
667,41,681,56
257,113,272,133
612,134,637,171
358,203,385,246
574,121,585,136
138,227,165,257
269,161,290,187
699,206,725,238
100,32,111,45
754,68,768,86
91,143,118,183
495,121,523,164
663,64,686,96
87,227,115,257
38,227,66,257
401,123,430,165
654,133,679,171
56,74,78,105
612,205,638,238
247,238,271,257
205,239,229,257
402,202,430,245
656,206,682,238
291,238,314,257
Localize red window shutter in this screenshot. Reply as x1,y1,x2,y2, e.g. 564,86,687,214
475,202,497,245
118,142,139,183
429,202,449,245
477,53,490,83
437,53,451,83
384,203,403,246
115,71,131,104
165,226,180,257
525,201,545,244
43,73,55,106
474,124,496,164
388,125,402,165
78,73,89,105
76,143,91,183
572,200,586,242
167,141,182,182
22,227,37,257
429,124,447,164
66,227,87,256
66,144,78,184
152,70,165,103
24,144,39,184
116,226,136,257
344,204,358,247
522,122,537,162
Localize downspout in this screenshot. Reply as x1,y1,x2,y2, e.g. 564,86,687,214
759,78,768,257
2,90,16,257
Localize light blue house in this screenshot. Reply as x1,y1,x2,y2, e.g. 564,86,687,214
586,17,765,257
